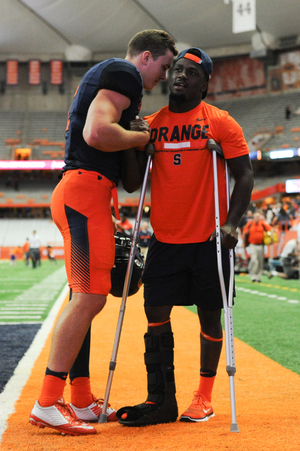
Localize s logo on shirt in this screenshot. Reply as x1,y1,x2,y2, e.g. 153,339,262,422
173,154,181,165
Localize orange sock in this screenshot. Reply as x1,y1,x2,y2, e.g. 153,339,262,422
197,376,216,403
38,375,66,407
70,377,93,408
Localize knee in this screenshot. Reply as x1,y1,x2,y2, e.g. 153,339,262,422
145,306,172,323
198,308,222,337
72,292,107,318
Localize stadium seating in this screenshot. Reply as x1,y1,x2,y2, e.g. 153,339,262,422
210,91,300,148
0,218,63,247
0,91,299,213
0,111,67,160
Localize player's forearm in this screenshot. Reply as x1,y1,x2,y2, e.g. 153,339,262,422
83,121,149,152
121,149,148,193
225,173,254,229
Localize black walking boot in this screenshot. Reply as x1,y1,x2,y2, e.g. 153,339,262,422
117,331,178,426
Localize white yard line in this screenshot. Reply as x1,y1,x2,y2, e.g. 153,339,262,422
0,266,67,322
0,282,69,442
236,286,300,304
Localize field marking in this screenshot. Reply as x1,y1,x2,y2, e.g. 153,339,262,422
0,315,43,319
0,267,67,323
1,307,46,310
0,283,69,442
236,286,299,304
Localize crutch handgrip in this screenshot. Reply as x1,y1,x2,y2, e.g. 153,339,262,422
206,139,224,158
145,142,155,157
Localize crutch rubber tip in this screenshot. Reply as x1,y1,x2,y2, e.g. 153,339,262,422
98,412,108,423
230,423,239,433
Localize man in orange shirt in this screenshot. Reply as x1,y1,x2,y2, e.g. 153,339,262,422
117,47,253,426
22,238,30,266
243,212,272,282
117,212,133,236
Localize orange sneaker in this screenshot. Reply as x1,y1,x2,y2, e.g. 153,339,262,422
70,395,117,422
29,398,97,435
179,392,214,422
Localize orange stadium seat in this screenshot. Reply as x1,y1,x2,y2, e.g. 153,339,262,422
5,138,21,145
275,126,284,133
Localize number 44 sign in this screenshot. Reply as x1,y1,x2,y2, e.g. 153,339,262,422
232,0,256,33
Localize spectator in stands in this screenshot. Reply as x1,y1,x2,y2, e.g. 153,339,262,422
138,221,152,258
243,211,272,282
272,202,282,218
268,238,299,279
272,207,291,231
238,209,253,232
29,230,41,268
117,212,133,236
265,205,275,224
285,201,297,220
285,105,291,119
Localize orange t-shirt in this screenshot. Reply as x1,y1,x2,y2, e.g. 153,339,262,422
144,101,249,244
243,220,271,244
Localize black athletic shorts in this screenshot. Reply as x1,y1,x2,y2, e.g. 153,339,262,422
142,235,234,310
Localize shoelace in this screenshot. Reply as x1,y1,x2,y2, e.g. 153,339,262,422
191,392,208,408
64,404,78,419
57,399,82,423
92,396,111,408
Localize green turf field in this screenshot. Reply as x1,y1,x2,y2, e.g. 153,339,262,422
1,260,299,375
0,260,67,323
186,274,300,375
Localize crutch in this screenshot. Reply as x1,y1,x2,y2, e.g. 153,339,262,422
206,139,239,433
99,143,155,423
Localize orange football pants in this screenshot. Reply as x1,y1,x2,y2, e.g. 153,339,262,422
51,169,116,295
